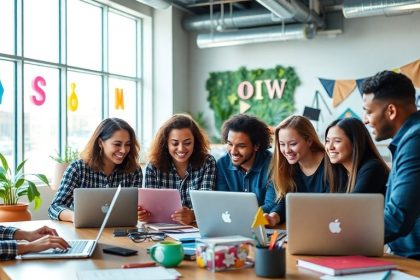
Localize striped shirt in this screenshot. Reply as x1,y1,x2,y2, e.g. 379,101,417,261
48,159,143,220
144,154,216,209
0,226,18,260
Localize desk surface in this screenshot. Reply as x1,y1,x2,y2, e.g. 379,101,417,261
1,220,419,280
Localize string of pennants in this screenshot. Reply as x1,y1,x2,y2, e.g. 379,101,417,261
318,59,420,108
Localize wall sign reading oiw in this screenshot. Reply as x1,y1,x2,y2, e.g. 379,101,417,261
206,65,300,131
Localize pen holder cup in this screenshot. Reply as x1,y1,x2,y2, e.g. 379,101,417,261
255,246,286,278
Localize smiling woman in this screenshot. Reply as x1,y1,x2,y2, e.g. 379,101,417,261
48,118,143,223
140,113,216,226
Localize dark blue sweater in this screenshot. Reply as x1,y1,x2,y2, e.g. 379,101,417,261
385,111,420,260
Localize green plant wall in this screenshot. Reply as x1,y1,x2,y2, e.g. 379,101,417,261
206,65,300,135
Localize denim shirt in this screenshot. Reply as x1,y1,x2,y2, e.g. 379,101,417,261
215,150,279,214
385,111,420,259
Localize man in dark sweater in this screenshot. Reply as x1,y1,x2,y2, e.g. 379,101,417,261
362,71,420,260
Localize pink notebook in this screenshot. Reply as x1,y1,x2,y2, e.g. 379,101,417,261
138,188,183,223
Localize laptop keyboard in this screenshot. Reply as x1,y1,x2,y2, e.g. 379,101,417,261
53,240,88,254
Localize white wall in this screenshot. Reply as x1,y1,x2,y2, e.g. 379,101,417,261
186,13,420,143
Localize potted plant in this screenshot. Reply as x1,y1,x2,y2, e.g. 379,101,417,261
0,152,50,222
49,146,79,190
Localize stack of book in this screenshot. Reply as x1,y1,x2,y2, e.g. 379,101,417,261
297,255,397,276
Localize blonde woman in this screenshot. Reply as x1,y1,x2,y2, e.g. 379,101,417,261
267,115,327,226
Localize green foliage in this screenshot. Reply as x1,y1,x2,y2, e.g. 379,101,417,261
0,153,50,210
206,65,300,132
50,146,79,164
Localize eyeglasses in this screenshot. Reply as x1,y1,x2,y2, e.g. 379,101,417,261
128,232,166,243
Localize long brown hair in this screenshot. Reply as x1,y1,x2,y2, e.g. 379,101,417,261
80,118,140,173
148,113,210,173
325,118,389,193
269,115,324,200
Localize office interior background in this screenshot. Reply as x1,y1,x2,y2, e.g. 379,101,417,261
0,0,419,219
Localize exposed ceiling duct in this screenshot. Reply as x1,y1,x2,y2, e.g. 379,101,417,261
256,0,324,27
197,24,313,48
343,0,420,18
135,0,170,10
183,8,294,32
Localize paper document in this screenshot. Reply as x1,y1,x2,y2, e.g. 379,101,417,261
77,267,179,280
320,270,419,280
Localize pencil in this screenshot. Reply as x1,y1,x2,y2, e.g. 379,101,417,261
121,261,156,269
381,270,392,280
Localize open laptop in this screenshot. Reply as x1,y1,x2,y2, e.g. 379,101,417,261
286,193,384,256
20,185,122,259
138,188,182,223
74,187,138,228
190,190,259,238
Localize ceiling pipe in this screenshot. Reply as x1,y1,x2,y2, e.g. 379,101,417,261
343,0,420,18
135,0,171,10
257,0,324,28
183,8,294,32
197,24,313,48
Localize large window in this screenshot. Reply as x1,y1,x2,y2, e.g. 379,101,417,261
0,0,146,180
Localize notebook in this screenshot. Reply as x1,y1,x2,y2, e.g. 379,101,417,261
190,190,259,238
20,185,122,259
286,193,384,256
138,188,183,223
74,187,138,228
297,255,396,275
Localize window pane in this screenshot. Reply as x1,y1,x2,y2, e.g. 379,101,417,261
0,60,15,169
24,0,59,62
108,78,137,129
0,0,15,54
23,64,59,178
67,71,102,151
109,12,136,76
67,0,102,70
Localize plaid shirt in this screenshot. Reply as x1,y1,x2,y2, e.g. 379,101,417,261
48,159,143,220
144,154,216,209
0,226,18,260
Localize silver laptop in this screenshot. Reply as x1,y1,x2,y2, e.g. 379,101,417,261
286,193,384,256
190,190,259,238
74,187,138,228
20,185,122,259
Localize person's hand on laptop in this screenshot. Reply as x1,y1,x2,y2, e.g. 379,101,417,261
264,212,281,227
138,206,151,222
14,226,70,255
171,207,195,225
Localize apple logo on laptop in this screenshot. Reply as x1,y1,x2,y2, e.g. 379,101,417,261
221,211,232,223
329,219,341,233
101,203,110,214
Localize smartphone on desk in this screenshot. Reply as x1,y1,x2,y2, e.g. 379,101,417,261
103,246,138,256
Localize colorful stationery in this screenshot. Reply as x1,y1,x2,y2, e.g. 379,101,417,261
251,207,268,246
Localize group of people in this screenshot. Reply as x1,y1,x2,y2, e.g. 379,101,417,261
1,70,419,261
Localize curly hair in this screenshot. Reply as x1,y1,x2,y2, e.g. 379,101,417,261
80,118,140,173
221,114,271,151
148,114,210,173
362,71,415,105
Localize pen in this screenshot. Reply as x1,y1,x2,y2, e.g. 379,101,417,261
381,270,392,280
121,261,156,269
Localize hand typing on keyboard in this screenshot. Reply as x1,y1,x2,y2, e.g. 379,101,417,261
15,225,71,256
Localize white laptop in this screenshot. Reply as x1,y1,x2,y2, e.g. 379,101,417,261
74,187,138,228
286,193,384,256
190,190,259,238
20,185,122,259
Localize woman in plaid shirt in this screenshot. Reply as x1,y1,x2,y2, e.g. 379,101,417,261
139,114,216,225
48,118,143,222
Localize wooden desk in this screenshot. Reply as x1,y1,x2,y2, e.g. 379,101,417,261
1,220,419,280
